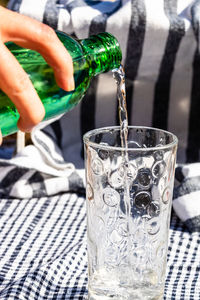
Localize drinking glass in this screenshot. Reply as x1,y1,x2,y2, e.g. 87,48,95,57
83,126,178,300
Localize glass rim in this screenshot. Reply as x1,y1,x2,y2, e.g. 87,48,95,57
83,126,178,152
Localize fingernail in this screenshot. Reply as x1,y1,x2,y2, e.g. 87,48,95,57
68,76,75,91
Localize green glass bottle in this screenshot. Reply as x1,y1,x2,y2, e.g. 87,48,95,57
0,31,122,136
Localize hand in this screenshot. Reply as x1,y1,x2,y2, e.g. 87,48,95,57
0,6,74,144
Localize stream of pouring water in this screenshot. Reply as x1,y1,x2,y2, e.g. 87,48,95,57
112,65,128,150
112,64,131,248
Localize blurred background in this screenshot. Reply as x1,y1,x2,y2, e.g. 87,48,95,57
0,0,7,7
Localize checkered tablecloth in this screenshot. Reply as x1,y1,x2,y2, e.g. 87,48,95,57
0,193,199,300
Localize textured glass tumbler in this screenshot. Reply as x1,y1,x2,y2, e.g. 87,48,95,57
83,126,178,300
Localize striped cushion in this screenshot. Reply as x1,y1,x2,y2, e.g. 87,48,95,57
7,0,200,165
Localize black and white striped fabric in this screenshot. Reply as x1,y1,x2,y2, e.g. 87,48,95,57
0,127,85,199
0,193,88,299
0,193,200,299
173,163,200,233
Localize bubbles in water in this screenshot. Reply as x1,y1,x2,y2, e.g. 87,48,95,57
147,217,160,235
91,158,104,175
117,220,129,237
153,150,164,161
109,229,122,244
98,148,109,160
107,210,118,227
134,191,151,209
103,187,120,207
127,163,137,181
118,162,137,183
131,204,145,219
108,168,124,189
158,176,168,196
130,184,139,198
137,168,151,188
117,163,126,177
152,161,166,178
105,245,120,266
135,156,144,167
147,201,160,218
133,223,146,243
131,246,147,266
130,182,139,192
156,242,166,259
162,186,170,204
87,182,94,201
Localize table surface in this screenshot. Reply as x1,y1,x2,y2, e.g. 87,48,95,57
0,193,199,299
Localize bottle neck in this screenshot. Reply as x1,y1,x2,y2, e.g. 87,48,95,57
80,32,122,76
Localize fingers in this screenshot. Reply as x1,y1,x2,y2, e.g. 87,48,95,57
0,6,74,91
0,6,74,137
0,43,45,132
